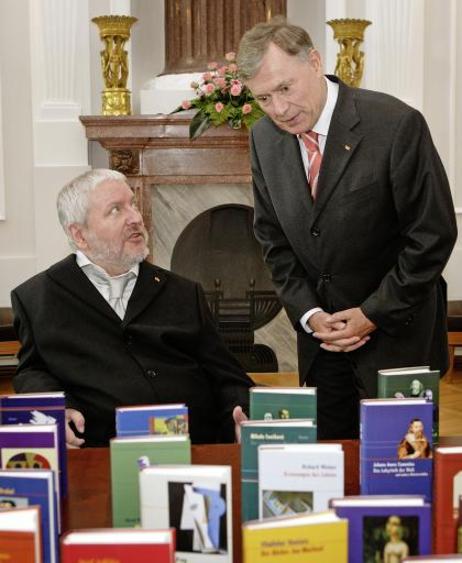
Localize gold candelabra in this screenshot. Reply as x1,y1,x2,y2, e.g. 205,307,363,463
327,19,371,88
92,15,138,115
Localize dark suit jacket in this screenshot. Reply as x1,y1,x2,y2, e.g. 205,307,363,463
251,77,457,396
11,256,252,446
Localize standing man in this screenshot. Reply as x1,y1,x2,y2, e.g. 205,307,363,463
11,169,251,447
237,19,457,439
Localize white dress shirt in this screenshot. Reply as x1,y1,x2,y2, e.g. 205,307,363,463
75,250,139,319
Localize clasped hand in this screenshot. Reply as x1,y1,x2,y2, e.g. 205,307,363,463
310,307,376,352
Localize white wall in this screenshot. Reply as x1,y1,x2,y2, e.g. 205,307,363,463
0,0,461,307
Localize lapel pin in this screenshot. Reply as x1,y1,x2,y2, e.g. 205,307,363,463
344,144,351,151
154,276,160,283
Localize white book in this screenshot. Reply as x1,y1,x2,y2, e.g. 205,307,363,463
258,443,344,519
139,464,232,563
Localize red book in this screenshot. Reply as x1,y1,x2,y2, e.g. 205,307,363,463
61,528,175,563
434,446,462,553
0,506,42,562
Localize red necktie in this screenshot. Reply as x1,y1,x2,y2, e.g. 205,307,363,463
301,131,322,199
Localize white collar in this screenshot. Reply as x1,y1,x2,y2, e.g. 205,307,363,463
310,76,339,137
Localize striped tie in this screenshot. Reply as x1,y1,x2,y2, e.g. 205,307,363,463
301,131,322,199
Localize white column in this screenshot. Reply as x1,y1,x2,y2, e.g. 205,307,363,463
364,0,424,110
29,0,91,165
324,0,347,75
0,74,5,221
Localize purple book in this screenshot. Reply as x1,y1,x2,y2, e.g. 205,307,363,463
0,392,67,498
360,398,433,502
330,495,431,562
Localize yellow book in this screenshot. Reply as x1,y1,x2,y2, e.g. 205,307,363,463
242,510,348,563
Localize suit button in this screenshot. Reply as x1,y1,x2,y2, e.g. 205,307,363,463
311,227,320,237
404,315,414,326
146,369,157,378
320,273,331,282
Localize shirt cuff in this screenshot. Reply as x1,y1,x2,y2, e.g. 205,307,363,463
300,307,323,333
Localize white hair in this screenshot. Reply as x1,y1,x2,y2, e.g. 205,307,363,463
57,168,127,249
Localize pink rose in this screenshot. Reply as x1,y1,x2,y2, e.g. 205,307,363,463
230,83,242,96
227,63,238,72
214,77,226,88
181,99,192,110
202,72,212,81
202,83,215,94
225,51,236,61
217,66,227,76
242,103,252,115
215,102,224,113
207,61,218,70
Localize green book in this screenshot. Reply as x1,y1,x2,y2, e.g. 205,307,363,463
110,434,191,527
249,387,317,423
377,365,440,444
241,419,317,523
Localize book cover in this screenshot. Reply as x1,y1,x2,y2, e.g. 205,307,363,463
0,468,58,563
241,419,317,523
258,444,344,519
140,464,232,562
377,366,440,444
61,528,175,563
249,387,316,422
403,556,462,561
110,434,191,527
242,510,347,563
0,505,42,563
0,392,68,498
116,403,188,437
330,495,432,562
433,446,462,554
360,399,433,502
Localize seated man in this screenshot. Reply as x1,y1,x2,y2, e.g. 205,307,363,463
11,169,252,447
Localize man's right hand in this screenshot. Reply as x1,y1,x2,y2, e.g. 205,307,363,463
65,408,85,449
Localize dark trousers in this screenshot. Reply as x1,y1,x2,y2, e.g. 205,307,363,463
307,349,363,440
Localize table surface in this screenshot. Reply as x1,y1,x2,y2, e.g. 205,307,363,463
64,440,360,563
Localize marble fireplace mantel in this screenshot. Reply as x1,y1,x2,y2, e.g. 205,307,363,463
79,112,252,237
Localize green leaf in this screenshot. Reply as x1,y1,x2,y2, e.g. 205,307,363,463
189,111,211,140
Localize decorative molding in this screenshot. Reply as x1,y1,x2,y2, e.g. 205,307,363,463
110,149,140,175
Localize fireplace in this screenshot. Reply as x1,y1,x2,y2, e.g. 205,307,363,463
79,114,297,371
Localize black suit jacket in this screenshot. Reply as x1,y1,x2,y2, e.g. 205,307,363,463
11,256,252,446
251,77,457,396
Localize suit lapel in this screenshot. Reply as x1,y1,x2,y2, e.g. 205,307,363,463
123,262,167,325
312,80,363,224
47,255,117,320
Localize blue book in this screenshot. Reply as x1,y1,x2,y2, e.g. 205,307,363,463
115,403,188,437
330,495,431,562
240,419,317,523
0,391,68,498
0,468,59,563
360,399,433,502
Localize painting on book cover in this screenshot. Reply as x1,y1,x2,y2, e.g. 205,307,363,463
2,449,57,470
168,479,228,554
362,515,419,563
261,490,313,518
150,414,188,435
0,496,29,509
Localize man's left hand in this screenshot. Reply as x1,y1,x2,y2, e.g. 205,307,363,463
313,307,376,352
232,405,248,443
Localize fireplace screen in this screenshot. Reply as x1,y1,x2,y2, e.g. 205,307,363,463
171,204,281,372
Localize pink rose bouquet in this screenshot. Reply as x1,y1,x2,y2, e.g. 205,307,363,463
173,51,264,140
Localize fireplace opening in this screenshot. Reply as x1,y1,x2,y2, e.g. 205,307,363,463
170,204,282,372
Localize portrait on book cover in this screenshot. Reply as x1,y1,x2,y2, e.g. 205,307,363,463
150,414,188,435
397,419,432,460
168,480,228,554
3,450,54,470
0,496,28,509
261,490,313,518
363,515,418,563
